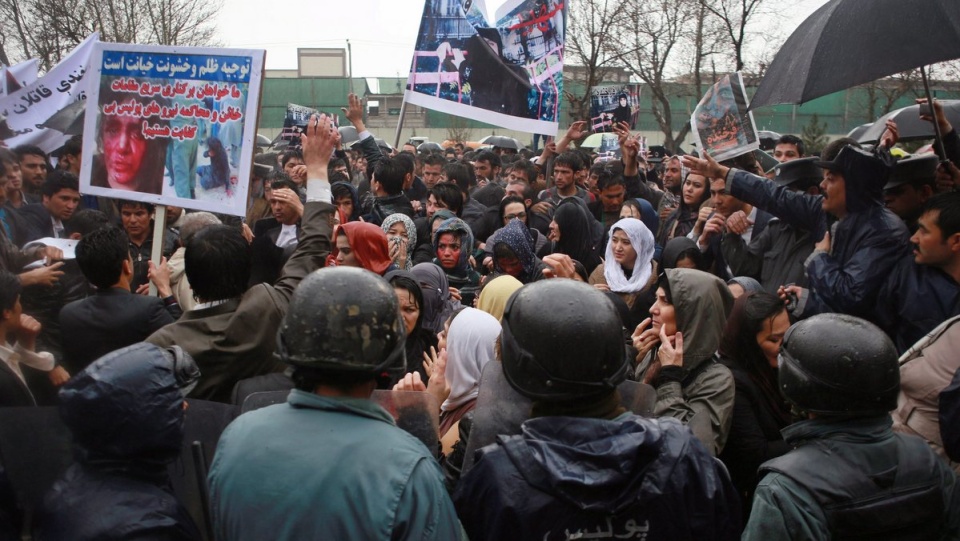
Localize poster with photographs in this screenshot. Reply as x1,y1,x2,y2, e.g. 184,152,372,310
691,72,759,162
274,103,340,146
79,42,265,217
404,0,566,135
589,84,640,133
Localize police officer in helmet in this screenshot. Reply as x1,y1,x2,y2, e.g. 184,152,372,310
453,279,741,541
743,313,960,540
208,267,460,541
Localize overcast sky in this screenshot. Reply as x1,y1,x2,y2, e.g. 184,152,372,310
215,0,831,78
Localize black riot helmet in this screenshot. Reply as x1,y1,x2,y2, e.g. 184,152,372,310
276,267,406,379
778,313,899,417
500,279,628,402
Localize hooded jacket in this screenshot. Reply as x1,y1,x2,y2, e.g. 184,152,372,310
634,269,735,455
34,343,201,541
432,218,480,306
454,414,741,541
727,148,910,320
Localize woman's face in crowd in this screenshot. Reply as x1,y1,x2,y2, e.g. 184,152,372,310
548,220,560,242
610,229,638,270
649,287,677,336
682,174,707,207
620,204,641,220
386,222,407,243
757,310,790,368
394,287,420,337
335,234,359,267
436,232,462,270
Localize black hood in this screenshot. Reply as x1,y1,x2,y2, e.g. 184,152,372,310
59,343,186,466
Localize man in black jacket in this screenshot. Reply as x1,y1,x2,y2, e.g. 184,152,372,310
59,226,181,375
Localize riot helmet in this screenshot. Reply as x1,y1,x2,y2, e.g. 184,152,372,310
501,279,628,401
276,267,406,379
778,313,899,417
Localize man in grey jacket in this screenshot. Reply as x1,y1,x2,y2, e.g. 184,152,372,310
147,114,338,403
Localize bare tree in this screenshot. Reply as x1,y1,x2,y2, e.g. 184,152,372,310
0,0,222,71
699,0,768,72
609,0,700,151
563,0,626,121
446,114,473,144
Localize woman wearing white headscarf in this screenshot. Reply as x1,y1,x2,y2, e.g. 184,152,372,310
589,218,657,326
439,308,501,449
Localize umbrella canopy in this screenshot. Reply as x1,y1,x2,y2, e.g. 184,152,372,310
751,0,960,109
479,135,521,150
39,99,87,136
417,142,443,153
339,125,360,145
580,133,618,149
846,123,872,141
858,100,960,144
256,134,272,147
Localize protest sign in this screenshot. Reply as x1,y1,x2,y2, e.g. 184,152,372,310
0,34,98,153
405,0,566,135
690,72,759,162
0,59,40,97
589,84,640,132
79,42,265,217
274,103,340,145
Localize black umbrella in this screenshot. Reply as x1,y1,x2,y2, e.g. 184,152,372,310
39,99,87,136
751,0,960,109
417,142,443,153
846,123,872,141
858,100,960,144
479,135,521,150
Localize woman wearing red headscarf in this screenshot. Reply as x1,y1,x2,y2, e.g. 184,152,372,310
332,221,396,275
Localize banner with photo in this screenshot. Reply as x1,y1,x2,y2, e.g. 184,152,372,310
0,34,98,153
79,42,265,217
690,72,759,162
0,59,40,97
274,103,340,146
589,84,640,133
404,0,566,136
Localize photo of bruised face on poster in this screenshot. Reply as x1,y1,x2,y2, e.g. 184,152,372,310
91,78,170,195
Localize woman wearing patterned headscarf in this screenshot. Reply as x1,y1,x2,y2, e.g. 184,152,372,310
489,219,547,284
381,213,417,270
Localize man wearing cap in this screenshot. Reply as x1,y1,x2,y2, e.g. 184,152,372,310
875,191,960,352
722,158,821,293
683,135,911,321
884,153,938,233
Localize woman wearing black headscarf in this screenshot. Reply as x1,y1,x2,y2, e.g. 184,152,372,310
385,270,438,385
548,198,603,275
717,292,792,518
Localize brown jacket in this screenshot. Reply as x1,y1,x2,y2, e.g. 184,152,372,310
147,200,334,403
892,315,960,473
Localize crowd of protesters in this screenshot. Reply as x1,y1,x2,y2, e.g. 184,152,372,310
1,92,960,540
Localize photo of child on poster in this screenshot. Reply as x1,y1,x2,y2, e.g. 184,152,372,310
589,84,640,132
405,0,566,135
81,44,263,217
691,72,759,162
